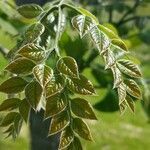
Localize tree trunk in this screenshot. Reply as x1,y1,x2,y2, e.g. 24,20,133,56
29,109,60,150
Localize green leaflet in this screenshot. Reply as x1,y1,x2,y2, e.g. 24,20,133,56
0,98,21,111
72,118,93,141
14,114,23,135
25,23,45,42
17,4,43,19
25,81,43,110
125,95,135,113
117,59,142,78
1,113,23,139
33,64,53,87
5,57,36,75
78,7,99,24
124,79,142,99
57,56,79,78
90,26,110,53
118,82,126,105
71,98,97,120
19,99,31,123
49,111,70,135
67,74,96,95
45,93,67,118
98,25,128,51
0,77,28,94
111,66,123,88
65,136,83,150
59,127,74,150
72,15,95,38
45,75,64,97
0,112,19,127
111,39,128,51
18,44,46,62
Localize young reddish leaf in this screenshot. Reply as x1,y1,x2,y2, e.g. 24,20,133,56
73,118,93,141
0,77,28,94
25,81,43,110
45,93,67,118
49,111,69,135
71,98,97,120
33,64,53,87
57,56,79,78
59,127,74,150
5,57,36,75
18,44,46,62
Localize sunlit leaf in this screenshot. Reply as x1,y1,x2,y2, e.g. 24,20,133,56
124,79,142,99
71,98,97,120
72,15,95,38
25,81,43,110
45,93,67,118
90,27,110,53
59,127,74,149
125,95,135,113
18,44,46,62
49,111,69,135
111,66,122,88
117,59,142,78
0,77,28,94
118,82,126,105
5,57,36,75
73,118,92,141
45,77,64,97
33,64,53,87
67,75,96,95
57,56,79,78
103,49,115,69
17,4,43,19
0,98,21,112
25,23,45,42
